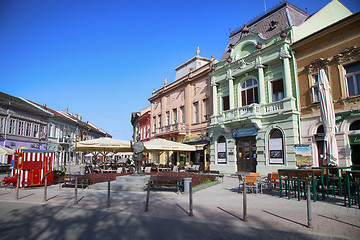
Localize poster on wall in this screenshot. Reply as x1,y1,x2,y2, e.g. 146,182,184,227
217,142,227,163
269,138,283,164
295,145,312,166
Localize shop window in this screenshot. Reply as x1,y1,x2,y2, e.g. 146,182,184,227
345,61,360,97
268,129,284,164
217,136,227,164
241,79,258,106
272,79,284,102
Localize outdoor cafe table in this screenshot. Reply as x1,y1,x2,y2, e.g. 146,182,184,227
278,169,325,202
342,170,360,208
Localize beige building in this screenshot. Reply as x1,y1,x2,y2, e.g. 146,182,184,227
292,11,360,167
149,48,217,170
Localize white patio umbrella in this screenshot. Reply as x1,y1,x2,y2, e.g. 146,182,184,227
75,137,132,154
0,145,15,155
143,138,196,152
318,69,338,166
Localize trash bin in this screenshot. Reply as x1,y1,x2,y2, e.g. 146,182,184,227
183,178,192,193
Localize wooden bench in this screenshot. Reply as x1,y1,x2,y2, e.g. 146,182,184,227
148,176,184,192
62,175,89,189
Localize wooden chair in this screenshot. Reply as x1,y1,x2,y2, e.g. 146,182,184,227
250,173,263,193
267,172,279,191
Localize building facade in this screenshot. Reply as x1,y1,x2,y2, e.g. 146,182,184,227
209,3,310,175
292,12,360,167
0,92,51,164
149,48,216,170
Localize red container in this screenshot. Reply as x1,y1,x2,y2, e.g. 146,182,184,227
11,149,55,187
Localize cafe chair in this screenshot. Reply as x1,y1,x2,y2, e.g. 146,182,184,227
244,176,259,194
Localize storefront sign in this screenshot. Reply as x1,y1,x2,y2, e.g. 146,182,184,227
269,138,283,164
349,135,360,145
336,110,360,123
232,126,258,138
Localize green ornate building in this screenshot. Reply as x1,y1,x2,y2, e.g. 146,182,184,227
209,2,308,175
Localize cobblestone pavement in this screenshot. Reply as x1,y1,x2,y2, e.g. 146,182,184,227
0,175,359,240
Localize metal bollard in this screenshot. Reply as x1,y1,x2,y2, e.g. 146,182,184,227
74,177,78,204
189,180,193,217
43,177,48,202
107,179,111,208
243,181,247,222
145,180,150,212
307,184,313,228
15,175,20,200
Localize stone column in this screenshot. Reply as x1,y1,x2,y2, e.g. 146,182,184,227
256,64,266,104
281,53,293,98
212,82,218,115
228,77,234,109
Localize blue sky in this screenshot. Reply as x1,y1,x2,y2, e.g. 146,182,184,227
1,0,359,140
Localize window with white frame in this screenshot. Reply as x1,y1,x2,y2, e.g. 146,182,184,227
40,125,46,139
158,114,162,128
0,116,5,133
18,120,25,136
203,99,209,120
147,125,150,138
8,118,16,135
25,122,32,137
272,79,284,102
193,102,199,123
172,108,177,124
33,124,39,138
180,106,185,123
241,79,258,106
311,74,320,103
153,116,156,132
166,111,170,126
344,61,360,97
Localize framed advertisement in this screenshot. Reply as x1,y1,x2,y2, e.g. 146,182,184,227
269,138,283,164
217,142,227,164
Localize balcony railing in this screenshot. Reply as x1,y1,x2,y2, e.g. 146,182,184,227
211,98,292,125
155,123,187,135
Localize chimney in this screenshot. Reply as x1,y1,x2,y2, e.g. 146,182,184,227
79,115,82,121
65,108,68,113
164,77,167,86
75,114,78,119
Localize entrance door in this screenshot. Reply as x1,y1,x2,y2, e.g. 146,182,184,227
236,137,257,172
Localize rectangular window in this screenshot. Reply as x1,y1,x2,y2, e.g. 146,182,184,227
311,74,320,103
345,61,360,97
272,79,284,102
172,109,177,124
40,125,46,139
193,102,199,123
8,118,16,135
33,124,39,138
158,114,162,128
203,99,209,121
222,95,230,111
180,106,185,123
166,111,170,126
147,125,150,138
18,120,25,136
0,116,5,133
153,116,156,132
25,122,32,137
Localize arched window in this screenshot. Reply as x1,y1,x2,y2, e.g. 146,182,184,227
350,120,360,131
268,129,284,164
217,136,227,164
241,79,258,106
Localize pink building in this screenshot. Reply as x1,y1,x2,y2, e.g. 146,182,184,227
149,48,217,170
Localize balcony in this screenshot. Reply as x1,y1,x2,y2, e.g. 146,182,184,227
211,98,296,125
155,123,187,136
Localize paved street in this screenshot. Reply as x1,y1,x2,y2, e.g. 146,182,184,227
0,175,360,240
